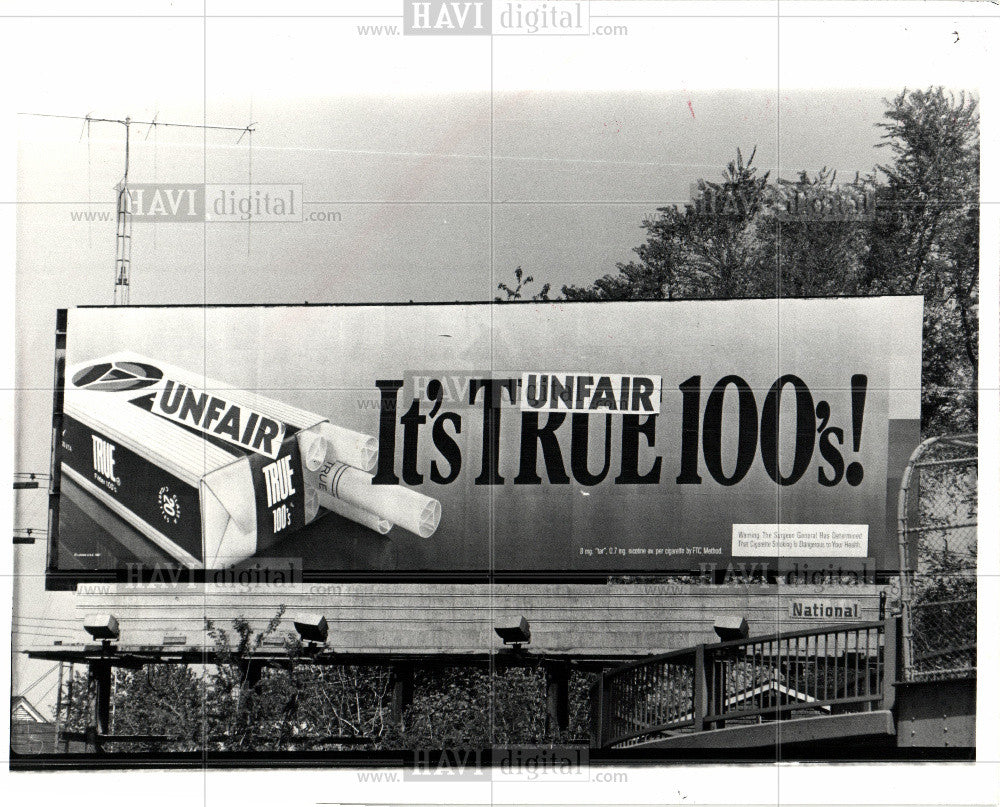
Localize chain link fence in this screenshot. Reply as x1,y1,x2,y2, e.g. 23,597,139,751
897,434,977,682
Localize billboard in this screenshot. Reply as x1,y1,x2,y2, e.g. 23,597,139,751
47,298,922,586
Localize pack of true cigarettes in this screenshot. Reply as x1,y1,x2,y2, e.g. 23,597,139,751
61,352,441,568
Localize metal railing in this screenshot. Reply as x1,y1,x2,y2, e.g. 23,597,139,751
591,618,899,748
590,647,698,747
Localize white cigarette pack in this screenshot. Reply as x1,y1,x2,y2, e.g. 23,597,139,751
61,351,344,568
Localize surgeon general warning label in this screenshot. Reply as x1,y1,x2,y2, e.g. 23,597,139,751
732,524,869,557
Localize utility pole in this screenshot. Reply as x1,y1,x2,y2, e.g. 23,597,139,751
21,112,254,304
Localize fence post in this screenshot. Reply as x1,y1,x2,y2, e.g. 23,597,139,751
881,616,899,712
896,439,922,683
693,645,708,731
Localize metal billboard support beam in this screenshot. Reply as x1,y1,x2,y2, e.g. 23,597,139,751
63,662,75,752
53,661,64,752
544,661,570,733
390,662,415,725
89,660,112,752
240,660,265,688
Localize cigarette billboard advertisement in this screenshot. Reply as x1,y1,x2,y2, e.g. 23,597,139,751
47,297,922,585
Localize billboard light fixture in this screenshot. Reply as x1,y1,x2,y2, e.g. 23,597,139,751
83,614,120,642
714,616,750,642
293,613,329,644
495,617,531,648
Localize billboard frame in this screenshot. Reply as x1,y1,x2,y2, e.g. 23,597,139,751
45,296,922,589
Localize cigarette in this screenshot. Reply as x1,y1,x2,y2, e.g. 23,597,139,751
297,429,329,472
314,460,441,538
315,422,378,473
315,489,392,535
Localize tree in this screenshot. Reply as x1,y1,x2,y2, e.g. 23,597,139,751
759,168,875,297
553,87,979,434
563,147,774,301
380,666,594,748
865,88,979,433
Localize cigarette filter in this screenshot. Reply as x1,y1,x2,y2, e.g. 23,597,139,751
61,351,380,568
314,460,441,538
315,422,378,473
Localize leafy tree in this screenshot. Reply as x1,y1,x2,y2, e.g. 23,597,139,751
202,607,392,750
866,88,979,433
678,146,775,298
563,147,773,301
203,607,290,749
381,666,594,748
57,663,204,753
106,665,205,752
760,168,875,297
553,87,979,435
288,664,393,747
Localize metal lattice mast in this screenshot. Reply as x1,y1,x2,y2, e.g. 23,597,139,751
113,118,133,305
21,112,255,305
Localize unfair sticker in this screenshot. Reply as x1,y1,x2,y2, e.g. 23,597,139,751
149,379,287,459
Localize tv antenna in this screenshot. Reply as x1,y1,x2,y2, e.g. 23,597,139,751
21,112,255,304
